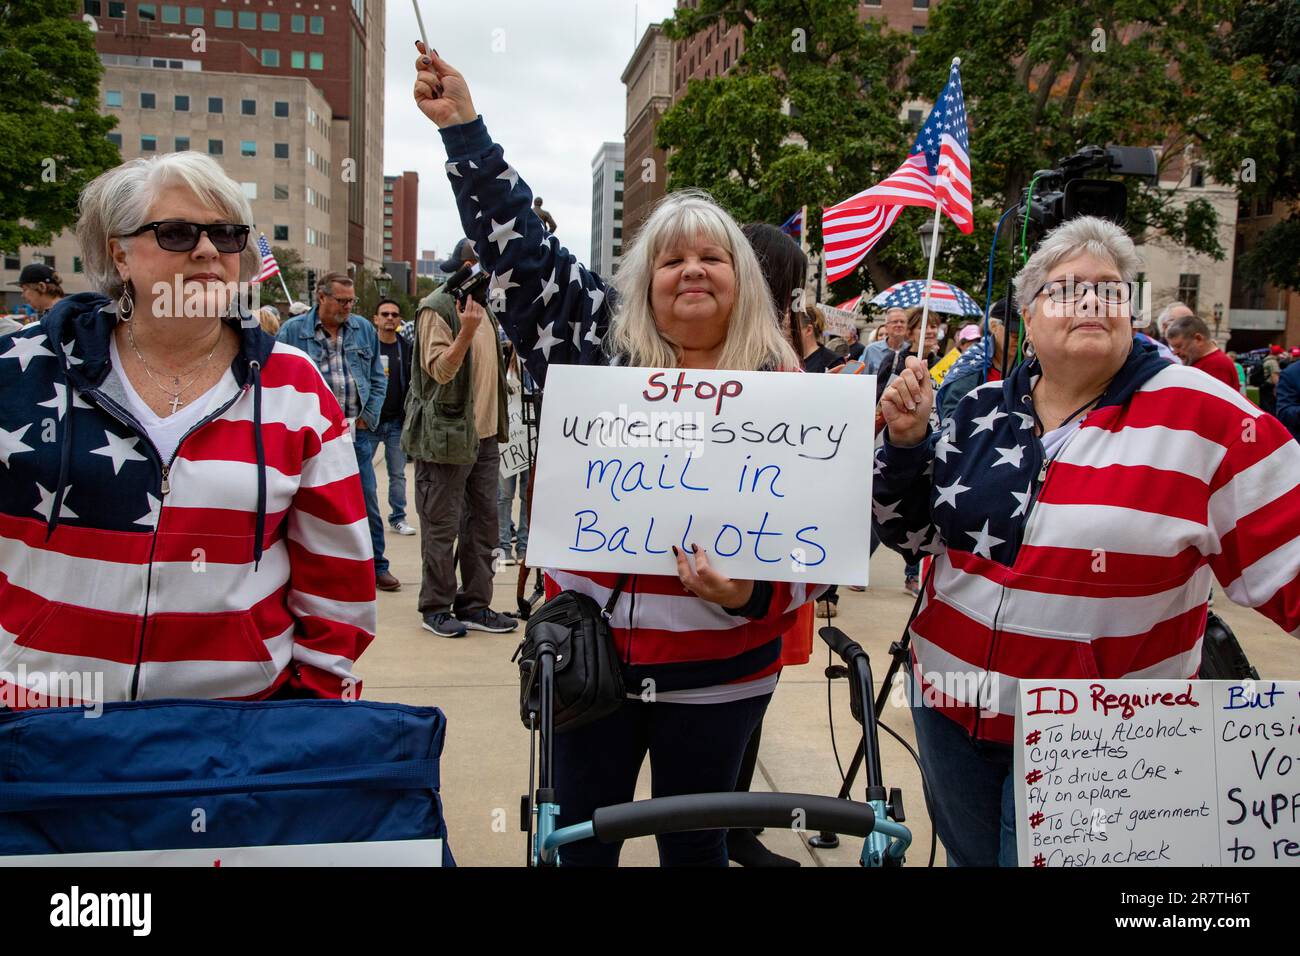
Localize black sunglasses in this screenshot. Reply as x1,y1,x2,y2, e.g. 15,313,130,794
122,220,251,253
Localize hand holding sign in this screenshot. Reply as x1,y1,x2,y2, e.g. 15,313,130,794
673,544,754,608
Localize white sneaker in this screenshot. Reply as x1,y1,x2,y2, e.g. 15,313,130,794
390,521,416,536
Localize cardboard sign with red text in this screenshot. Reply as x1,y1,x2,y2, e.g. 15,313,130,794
526,365,875,585
1014,679,1300,867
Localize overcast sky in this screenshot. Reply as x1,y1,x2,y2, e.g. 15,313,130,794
383,0,679,266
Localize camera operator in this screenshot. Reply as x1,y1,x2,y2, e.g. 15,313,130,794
404,251,518,638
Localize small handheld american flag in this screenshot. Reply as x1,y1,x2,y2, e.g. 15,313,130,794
255,234,280,283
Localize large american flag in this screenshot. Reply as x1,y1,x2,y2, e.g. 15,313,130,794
255,233,280,283
823,60,973,284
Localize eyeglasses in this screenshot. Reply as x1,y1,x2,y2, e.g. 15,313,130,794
1035,279,1133,306
378,311,401,318
121,220,250,253
325,294,357,309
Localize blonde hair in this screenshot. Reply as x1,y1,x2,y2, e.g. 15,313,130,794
257,305,281,335
76,152,260,300
606,189,800,372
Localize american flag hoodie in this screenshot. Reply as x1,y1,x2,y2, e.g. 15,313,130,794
0,293,375,705
873,340,1300,743
440,117,824,694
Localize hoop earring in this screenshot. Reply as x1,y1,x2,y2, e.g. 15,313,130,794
1023,339,1036,360
117,286,134,321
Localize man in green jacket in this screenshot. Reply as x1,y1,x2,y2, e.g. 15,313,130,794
404,272,516,638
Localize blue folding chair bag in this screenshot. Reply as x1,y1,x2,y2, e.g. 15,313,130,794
0,698,454,865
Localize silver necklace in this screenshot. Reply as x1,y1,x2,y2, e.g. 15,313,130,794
126,322,223,413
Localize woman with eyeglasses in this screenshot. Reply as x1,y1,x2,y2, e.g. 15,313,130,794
872,216,1300,866
0,152,375,704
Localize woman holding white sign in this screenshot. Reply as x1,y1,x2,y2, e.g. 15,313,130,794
414,43,830,867
874,215,1300,866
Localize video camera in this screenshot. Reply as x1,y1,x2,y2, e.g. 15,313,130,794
1016,145,1158,251
444,262,492,308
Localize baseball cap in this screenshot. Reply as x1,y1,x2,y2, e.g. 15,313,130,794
9,262,55,286
957,324,982,343
1292,347,1300,358
1270,344,1284,355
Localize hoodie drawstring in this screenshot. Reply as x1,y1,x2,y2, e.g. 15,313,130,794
46,347,75,542
249,360,267,570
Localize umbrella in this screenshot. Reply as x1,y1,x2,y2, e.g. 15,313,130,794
870,279,981,316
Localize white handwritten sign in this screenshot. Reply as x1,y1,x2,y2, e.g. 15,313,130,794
526,365,875,585
500,390,529,478
819,304,860,341
1014,679,1300,867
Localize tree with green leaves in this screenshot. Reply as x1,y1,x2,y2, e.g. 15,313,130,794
0,0,120,253
268,245,306,302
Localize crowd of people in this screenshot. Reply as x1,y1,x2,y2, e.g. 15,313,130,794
1,39,1298,871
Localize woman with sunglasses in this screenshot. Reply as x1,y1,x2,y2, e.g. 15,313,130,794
872,215,1300,866
0,152,375,704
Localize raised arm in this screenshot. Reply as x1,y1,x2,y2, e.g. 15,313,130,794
413,45,613,386
875,356,942,565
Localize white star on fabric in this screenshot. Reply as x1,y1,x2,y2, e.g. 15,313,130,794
966,520,1005,559
60,337,83,366
992,445,1025,469
34,482,76,521
921,530,947,555
488,269,520,305
467,160,479,169
934,430,961,464
571,318,585,350
534,268,560,307
873,455,885,477
1,332,56,371
487,217,522,254
0,423,34,466
587,288,605,316
568,261,584,285
90,430,147,475
133,492,161,529
445,162,462,177
497,166,519,190
901,528,930,552
934,478,970,509
37,382,91,418
1013,412,1035,430
583,323,602,348
969,407,1008,436
534,322,564,360
1010,484,1033,518
872,498,902,524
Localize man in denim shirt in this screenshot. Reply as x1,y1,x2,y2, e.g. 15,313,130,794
277,272,394,590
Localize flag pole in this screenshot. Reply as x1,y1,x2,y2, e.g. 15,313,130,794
917,55,961,363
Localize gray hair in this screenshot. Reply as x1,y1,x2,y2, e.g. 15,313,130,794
1165,313,1211,341
1012,216,1142,313
76,152,260,299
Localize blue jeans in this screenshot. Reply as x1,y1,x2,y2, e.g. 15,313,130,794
909,678,1017,866
497,468,529,555
374,418,408,524
353,424,390,576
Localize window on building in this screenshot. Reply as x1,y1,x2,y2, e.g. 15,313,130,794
83,1,101,16
240,140,256,157
309,52,323,70
291,14,305,32
107,1,125,18
1190,165,1206,188
208,139,223,156
273,184,289,200
139,4,156,20
162,5,180,23
613,227,622,239
262,49,279,66
614,169,624,182
908,108,923,130
241,182,257,200
291,51,305,69
174,94,189,111
214,9,233,27
864,0,880,5
273,100,289,118
1177,274,1200,313
309,15,324,34
105,90,122,107
185,6,203,25
274,225,289,242
141,135,158,152
274,142,289,159
140,92,156,109
174,135,190,151
208,96,223,113
241,99,256,116
74,257,83,274
263,12,279,30
384,242,393,252
914,0,929,7
912,25,927,35
384,218,393,227
724,49,729,70
238,11,256,29
107,132,122,147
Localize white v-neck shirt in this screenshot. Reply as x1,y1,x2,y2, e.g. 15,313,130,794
109,336,224,463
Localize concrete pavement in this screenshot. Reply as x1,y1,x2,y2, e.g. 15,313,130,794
359,462,1300,867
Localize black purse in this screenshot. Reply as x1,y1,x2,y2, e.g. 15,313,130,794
513,576,628,733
